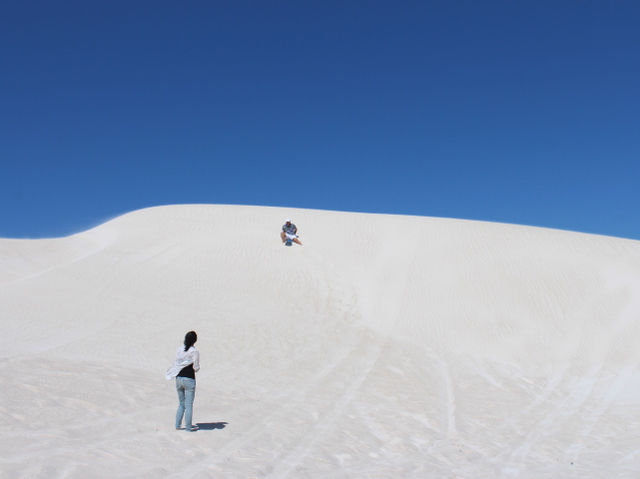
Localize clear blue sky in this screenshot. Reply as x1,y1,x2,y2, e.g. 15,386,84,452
2,1,639,239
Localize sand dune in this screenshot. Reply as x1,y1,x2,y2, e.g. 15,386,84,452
1,204,640,478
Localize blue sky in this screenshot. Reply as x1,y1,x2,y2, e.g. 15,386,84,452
2,1,639,239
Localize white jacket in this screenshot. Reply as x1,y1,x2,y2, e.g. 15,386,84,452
165,345,200,380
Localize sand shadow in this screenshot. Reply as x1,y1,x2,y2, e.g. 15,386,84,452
196,422,228,430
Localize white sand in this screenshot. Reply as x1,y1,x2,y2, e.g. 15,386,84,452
1,204,640,478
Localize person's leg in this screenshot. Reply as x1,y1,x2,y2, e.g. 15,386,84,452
175,378,186,429
184,378,197,430
280,231,287,242
293,238,302,245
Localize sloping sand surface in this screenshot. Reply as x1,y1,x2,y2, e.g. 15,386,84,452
2,205,640,478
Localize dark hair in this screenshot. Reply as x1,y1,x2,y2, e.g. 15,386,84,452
184,331,197,351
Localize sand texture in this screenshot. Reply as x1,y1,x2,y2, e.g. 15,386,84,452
2,205,640,478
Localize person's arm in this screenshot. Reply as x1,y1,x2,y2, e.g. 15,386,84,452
192,350,200,372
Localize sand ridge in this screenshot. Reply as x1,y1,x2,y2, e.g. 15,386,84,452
1,204,640,478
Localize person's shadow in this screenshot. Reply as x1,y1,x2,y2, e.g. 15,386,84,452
196,422,228,430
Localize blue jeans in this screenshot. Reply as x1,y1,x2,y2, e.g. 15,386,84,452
175,377,196,429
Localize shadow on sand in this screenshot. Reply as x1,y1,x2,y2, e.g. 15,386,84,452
196,422,228,430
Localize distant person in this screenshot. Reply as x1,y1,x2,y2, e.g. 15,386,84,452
166,331,200,431
281,219,302,246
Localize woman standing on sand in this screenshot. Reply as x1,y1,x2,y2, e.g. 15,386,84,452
166,331,200,431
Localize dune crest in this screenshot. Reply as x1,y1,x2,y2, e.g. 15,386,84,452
2,204,640,478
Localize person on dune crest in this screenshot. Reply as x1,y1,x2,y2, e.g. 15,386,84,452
281,219,302,246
